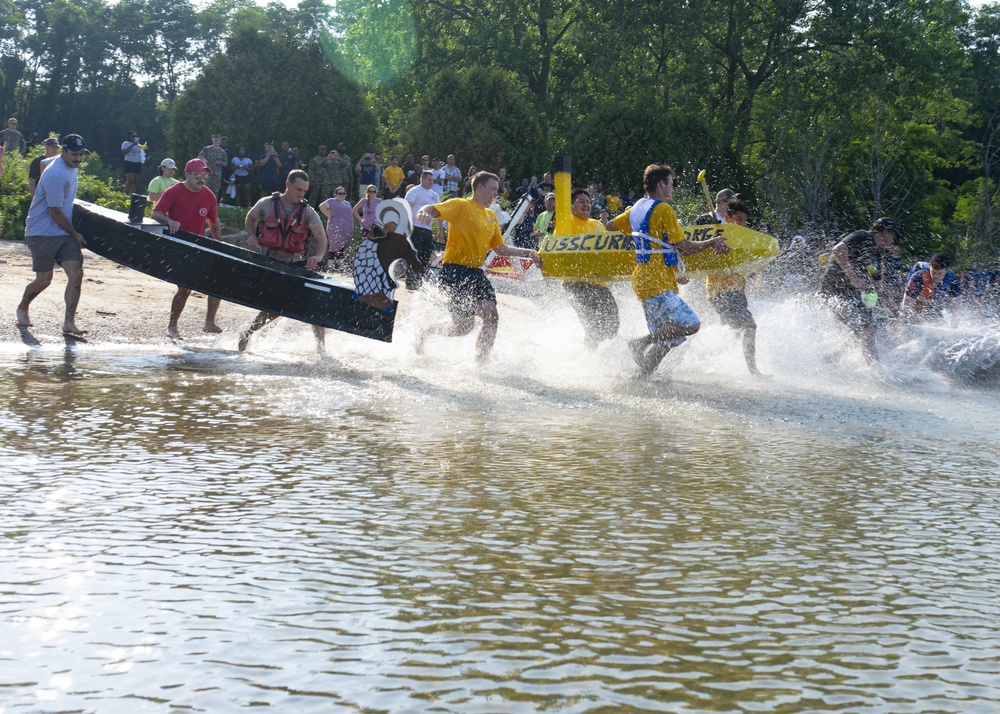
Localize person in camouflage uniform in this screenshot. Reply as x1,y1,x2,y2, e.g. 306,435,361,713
323,149,353,203
197,134,228,199
1,118,26,155
307,144,328,207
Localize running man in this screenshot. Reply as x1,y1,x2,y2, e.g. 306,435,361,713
415,170,541,362
819,217,898,362
239,169,329,352
702,199,766,375
564,188,619,349
151,158,224,339
607,163,729,375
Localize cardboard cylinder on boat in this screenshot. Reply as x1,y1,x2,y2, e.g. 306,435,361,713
128,194,147,224
553,156,572,236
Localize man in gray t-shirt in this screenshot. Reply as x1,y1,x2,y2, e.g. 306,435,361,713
239,169,328,352
18,134,89,337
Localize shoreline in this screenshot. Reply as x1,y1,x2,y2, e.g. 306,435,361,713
0,239,270,348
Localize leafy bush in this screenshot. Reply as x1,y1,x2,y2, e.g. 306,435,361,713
0,150,129,239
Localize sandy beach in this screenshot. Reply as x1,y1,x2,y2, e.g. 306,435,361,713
0,238,292,348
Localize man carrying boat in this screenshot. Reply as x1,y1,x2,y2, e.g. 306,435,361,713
152,158,224,339
17,134,89,337
238,169,329,352
607,163,729,375
819,217,898,362
415,171,542,362
563,188,620,349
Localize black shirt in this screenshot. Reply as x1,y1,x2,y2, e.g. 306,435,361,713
821,230,881,297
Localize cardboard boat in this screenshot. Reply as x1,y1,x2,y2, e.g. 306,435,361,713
73,201,396,342
538,223,780,280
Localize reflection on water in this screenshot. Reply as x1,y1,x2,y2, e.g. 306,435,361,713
2,336,999,712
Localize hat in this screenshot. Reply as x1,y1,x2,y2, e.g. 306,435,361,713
42,137,60,147
60,134,88,153
160,158,177,169
871,216,898,235
184,158,210,174
545,192,556,201
374,198,413,239
792,234,806,245
716,188,738,202
930,252,950,269
212,134,222,141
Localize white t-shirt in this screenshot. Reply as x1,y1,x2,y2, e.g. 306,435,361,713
122,140,145,163
405,185,439,229
431,169,445,196
26,155,78,237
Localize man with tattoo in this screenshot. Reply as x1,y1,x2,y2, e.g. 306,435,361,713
17,134,89,337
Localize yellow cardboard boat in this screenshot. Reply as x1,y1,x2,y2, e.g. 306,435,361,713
539,223,779,280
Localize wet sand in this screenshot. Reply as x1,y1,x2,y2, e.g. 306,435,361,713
1,239,280,347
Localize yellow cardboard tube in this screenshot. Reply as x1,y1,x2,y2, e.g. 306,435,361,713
553,156,573,236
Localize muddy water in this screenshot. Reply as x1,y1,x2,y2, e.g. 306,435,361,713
2,291,1000,712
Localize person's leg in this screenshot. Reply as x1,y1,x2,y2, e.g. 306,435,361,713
204,296,223,333
629,292,700,374
861,324,879,363
60,260,86,335
313,326,326,353
238,311,279,351
168,286,192,338
474,300,499,362
17,270,54,326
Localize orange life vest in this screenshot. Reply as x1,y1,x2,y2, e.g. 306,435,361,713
258,193,310,254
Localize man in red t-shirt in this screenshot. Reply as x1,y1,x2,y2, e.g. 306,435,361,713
152,158,224,339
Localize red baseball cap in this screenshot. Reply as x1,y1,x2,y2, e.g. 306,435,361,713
184,158,211,174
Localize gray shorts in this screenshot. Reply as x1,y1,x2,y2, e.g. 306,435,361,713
25,234,83,272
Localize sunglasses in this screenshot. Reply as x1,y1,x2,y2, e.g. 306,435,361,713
336,190,346,195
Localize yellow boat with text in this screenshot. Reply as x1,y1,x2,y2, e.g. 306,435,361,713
539,223,780,280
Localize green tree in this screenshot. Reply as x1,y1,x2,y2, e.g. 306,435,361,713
405,65,544,178
168,27,377,166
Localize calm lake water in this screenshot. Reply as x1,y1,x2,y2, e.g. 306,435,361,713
2,289,1000,713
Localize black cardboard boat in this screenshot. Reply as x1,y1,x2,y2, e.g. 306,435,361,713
73,200,395,342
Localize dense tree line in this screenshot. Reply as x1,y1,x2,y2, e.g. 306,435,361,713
2,0,999,260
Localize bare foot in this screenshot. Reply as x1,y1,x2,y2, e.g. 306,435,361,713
204,322,224,334
167,325,181,339
63,323,88,337
16,307,31,327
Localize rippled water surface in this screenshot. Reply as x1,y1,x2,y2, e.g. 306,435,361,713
3,305,1000,712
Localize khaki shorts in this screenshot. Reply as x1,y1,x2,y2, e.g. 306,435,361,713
25,234,83,272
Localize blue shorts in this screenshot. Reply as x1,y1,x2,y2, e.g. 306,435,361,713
642,290,700,335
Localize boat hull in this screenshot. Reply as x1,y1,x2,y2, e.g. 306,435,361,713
73,201,395,342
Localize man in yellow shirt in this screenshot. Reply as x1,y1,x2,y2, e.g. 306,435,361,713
608,164,729,375
416,171,542,361
381,154,406,199
564,188,619,348
702,199,765,375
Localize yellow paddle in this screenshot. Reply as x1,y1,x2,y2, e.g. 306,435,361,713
696,169,714,213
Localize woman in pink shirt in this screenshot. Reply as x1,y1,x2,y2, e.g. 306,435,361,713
320,185,356,272
352,185,382,237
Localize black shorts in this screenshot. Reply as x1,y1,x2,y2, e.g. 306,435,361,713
823,291,876,331
709,290,755,329
124,160,143,175
439,263,496,321
563,281,620,343
234,174,251,185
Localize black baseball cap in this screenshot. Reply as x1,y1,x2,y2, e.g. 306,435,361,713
60,134,89,153
871,217,898,235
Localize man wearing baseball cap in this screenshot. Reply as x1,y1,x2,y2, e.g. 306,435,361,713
151,158,224,339
820,216,899,362
17,134,89,336
147,158,179,203
28,137,61,199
